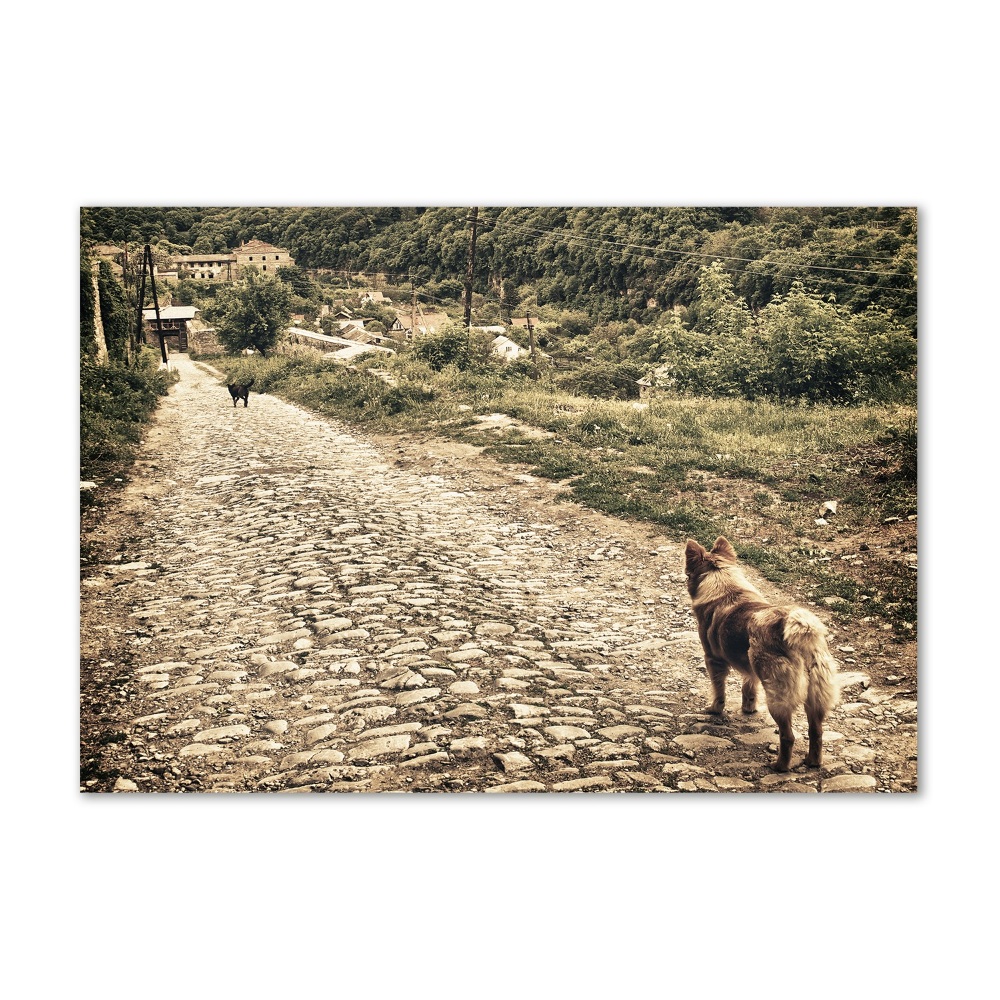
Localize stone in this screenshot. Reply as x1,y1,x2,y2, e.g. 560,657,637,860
597,725,647,740
493,751,534,773
356,722,423,739
305,724,338,746
443,702,488,720
399,752,450,768
396,688,441,707
714,776,755,791
485,780,547,793
552,776,613,791
544,726,591,740
178,743,228,757
447,648,489,662
823,774,878,792
510,703,550,718
194,724,251,742
475,622,516,636
348,735,412,761
672,734,734,751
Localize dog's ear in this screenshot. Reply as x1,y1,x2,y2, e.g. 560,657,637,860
711,536,738,562
685,539,706,568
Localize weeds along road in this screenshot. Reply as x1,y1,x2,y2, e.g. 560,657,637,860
80,354,917,793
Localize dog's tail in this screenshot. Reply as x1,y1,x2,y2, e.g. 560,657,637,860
783,607,840,714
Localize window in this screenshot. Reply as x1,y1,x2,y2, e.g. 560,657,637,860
262,265,267,270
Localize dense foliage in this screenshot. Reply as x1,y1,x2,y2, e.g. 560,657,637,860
80,348,177,485
81,206,917,332
80,249,178,490
629,266,917,404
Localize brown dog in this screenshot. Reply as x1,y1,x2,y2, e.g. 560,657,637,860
684,536,840,771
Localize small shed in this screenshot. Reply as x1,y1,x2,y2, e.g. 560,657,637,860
637,363,673,399
142,305,199,352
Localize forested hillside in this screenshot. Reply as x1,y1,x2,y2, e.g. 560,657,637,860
80,206,917,333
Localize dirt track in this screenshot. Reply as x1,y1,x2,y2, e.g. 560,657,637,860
80,355,917,793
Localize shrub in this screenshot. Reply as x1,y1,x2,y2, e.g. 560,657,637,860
556,360,643,400
80,348,177,480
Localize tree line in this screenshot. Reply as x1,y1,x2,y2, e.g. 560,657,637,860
80,206,917,334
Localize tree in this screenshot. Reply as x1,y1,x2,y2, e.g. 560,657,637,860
756,283,860,401
690,262,751,337
276,264,314,299
97,260,135,363
211,267,291,356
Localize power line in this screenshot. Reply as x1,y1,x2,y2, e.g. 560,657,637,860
473,215,913,281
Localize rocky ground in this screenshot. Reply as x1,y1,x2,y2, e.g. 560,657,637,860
80,354,918,793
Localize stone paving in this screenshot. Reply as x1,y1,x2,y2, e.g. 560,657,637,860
80,354,918,793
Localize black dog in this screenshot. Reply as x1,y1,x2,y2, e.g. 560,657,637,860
227,382,253,408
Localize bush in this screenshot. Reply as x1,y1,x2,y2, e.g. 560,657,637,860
556,359,644,400
646,281,917,405
80,349,177,479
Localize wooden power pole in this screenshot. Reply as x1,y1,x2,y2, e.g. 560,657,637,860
411,275,417,338
463,207,479,329
526,312,540,380
137,244,167,364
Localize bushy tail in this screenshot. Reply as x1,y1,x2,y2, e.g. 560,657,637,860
783,607,840,714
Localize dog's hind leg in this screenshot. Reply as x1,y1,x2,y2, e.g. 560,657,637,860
803,706,825,768
741,674,759,714
768,707,795,772
704,657,729,714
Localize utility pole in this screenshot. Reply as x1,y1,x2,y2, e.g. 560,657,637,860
410,274,417,339
463,207,479,330
138,244,167,364
526,312,539,381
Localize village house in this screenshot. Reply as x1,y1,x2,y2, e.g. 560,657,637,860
172,253,233,281
339,324,396,349
490,334,527,361
234,239,293,274
171,240,294,281
395,309,449,340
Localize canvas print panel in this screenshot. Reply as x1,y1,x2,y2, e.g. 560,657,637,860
80,207,917,793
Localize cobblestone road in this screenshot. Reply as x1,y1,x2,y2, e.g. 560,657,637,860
80,355,917,793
